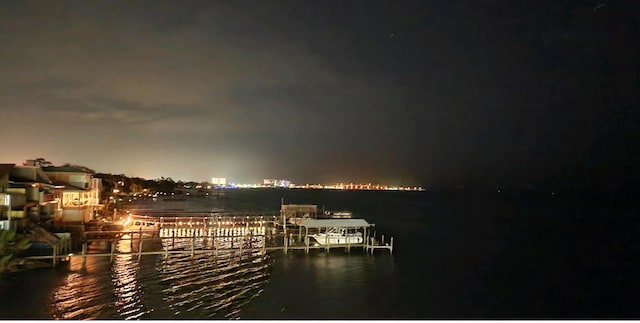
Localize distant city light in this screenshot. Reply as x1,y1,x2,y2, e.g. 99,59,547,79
211,177,227,186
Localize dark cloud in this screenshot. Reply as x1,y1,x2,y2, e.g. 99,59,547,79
0,1,638,188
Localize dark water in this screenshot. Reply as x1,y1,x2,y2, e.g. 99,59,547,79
1,189,639,318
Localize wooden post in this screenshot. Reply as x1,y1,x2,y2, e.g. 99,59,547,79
390,237,394,255
262,235,266,255
212,227,216,249
370,237,374,255
81,242,87,265
305,235,309,253
363,227,367,251
382,235,385,245
191,232,195,259
138,239,143,260
110,241,116,263
52,244,57,267
325,227,329,253
284,236,288,254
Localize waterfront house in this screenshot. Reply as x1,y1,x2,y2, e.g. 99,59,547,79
42,166,103,225
9,165,58,223
0,164,14,230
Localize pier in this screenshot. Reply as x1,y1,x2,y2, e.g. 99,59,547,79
24,213,393,266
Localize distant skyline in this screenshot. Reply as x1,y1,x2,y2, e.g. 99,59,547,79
1,1,638,189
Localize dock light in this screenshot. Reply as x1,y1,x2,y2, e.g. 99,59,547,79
68,253,73,256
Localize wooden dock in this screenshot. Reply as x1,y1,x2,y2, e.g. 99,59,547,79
24,214,393,266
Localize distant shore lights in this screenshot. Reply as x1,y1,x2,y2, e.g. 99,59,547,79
211,177,226,187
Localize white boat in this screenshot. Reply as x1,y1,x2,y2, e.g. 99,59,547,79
309,227,363,245
123,216,160,236
321,210,353,219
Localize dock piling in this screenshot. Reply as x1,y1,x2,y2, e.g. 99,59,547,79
191,234,195,259
138,239,143,260
52,244,57,267
81,242,87,266
110,241,115,263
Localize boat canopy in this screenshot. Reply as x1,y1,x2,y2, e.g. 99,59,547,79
300,218,371,228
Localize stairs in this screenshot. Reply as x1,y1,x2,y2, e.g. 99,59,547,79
28,222,61,246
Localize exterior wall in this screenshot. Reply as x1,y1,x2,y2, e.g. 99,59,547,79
0,193,9,218
37,170,101,224
0,173,9,192
89,178,102,205
7,188,26,208
59,191,95,223
11,167,39,182
60,207,91,223
26,186,39,201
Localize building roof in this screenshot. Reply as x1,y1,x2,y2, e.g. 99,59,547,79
9,166,53,184
42,166,94,174
300,218,371,228
9,175,40,184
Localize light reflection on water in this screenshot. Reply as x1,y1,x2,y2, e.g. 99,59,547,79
48,237,272,319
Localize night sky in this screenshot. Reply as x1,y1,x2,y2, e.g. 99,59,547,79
0,1,638,189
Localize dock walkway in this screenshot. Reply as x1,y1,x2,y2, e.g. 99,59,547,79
24,214,393,266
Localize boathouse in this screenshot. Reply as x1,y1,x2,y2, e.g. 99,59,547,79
281,203,317,225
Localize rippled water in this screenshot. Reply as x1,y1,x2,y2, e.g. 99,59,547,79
3,189,639,318
45,243,271,319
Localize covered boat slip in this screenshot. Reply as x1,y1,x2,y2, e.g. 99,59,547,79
283,218,393,254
